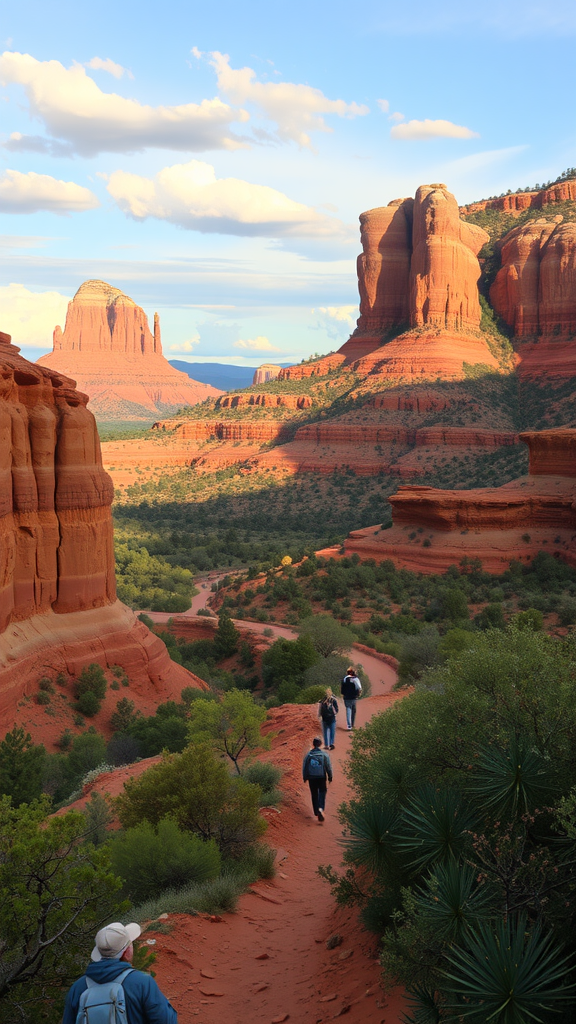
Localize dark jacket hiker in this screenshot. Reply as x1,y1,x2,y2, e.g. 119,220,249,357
303,737,333,823
318,688,339,749
340,668,362,729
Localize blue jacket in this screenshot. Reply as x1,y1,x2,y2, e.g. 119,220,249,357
62,958,177,1024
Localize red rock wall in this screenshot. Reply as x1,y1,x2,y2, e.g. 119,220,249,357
491,217,576,341
217,393,312,409
152,419,292,442
0,333,115,634
460,180,576,216
522,429,576,477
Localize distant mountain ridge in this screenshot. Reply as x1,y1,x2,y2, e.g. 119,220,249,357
169,360,291,392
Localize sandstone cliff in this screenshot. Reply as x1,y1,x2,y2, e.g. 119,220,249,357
38,280,222,420
252,364,282,385
343,429,576,573
0,331,204,731
461,180,576,216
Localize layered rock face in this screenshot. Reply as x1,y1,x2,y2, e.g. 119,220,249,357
490,217,576,375
410,185,488,332
0,332,203,722
343,429,576,573
337,183,489,367
252,364,282,385
39,281,222,420
461,179,576,216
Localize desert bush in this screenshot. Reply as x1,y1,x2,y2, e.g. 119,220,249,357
110,818,221,904
110,698,139,732
74,663,107,716
187,689,269,774
116,742,266,857
132,873,245,922
296,684,328,705
0,728,45,805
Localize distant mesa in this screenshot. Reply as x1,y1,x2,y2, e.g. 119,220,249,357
252,363,282,385
341,429,576,574
0,330,204,733
38,280,222,421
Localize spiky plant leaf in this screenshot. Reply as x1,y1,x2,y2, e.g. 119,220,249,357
468,738,556,820
443,914,575,1024
340,799,399,873
414,861,497,943
402,984,442,1024
395,785,477,873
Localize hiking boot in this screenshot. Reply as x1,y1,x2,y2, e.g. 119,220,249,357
317,809,325,822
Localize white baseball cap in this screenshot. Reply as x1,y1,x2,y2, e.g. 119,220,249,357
91,922,141,962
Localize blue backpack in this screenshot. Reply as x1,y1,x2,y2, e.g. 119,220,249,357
75,968,134,1023
306,751,326,778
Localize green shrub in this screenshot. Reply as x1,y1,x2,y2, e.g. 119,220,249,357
76,690,101,717
110,698,139,732
110,818,221,904
0,728,45,805
116,742,266,857
242,760,282,807
296,684,328,704
74,663,107,716
35,691,51,706
38,677,54,693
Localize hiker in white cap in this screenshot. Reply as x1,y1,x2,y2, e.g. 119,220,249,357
62,921,177,1023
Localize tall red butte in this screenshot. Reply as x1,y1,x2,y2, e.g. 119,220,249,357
38,280,222,420
0,331,204,724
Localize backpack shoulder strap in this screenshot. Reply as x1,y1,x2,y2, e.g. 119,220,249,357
84,968,134,989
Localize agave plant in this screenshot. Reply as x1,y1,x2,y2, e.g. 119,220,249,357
414,861,497,943
443,914,575,1024
395,785,478,873
467,738,557,820
340,798,399,873
402,984,442,1024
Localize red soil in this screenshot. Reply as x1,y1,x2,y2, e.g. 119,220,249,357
67,663,407,1024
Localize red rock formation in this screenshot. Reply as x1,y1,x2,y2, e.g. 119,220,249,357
153,419,292,442
342,429,576,573
0,331,204,724
278,354,345,380
410,184,488,332
39,280,222,420
339,199,413,361
217,393,312,409
252,364,282,385
347,328,499,380
490,217,576,361
460,180,576,216
490,219,559,336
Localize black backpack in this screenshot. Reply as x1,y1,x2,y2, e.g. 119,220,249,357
320,699,336,723
306,751,326,778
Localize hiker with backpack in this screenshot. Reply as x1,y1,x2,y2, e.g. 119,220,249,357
318,687,339,750
340,667,362,729
62,921,177,1023
302,736,333,822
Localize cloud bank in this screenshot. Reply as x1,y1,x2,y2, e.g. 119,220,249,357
0,169,99,213
107,159,353,241
391,118,479,140
0,51,248,156
0,283,70,346
233,336,281,351
208,51,369,148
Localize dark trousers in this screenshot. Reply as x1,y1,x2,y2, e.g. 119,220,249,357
308,778,327,815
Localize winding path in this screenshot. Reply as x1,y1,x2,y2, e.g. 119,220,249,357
142,578,406,1024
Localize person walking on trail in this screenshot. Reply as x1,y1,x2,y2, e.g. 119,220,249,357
303,737,332,823
341,667,362,730
62,921,177,1023
318,687,339,750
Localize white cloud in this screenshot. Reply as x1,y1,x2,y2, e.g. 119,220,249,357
0,51,248,156
233,336,281,351
0,283,70,347
377,98,390,113
167,335,201,353
391,118,479,140
107,159,353,241
389,112,405,123
209,51,369,148
191,46,203,59
86,56,132,79
313,304,357,340
0,169,99,213
442,145,529,174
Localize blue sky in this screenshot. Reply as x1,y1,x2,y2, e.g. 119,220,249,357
1,0,575,365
